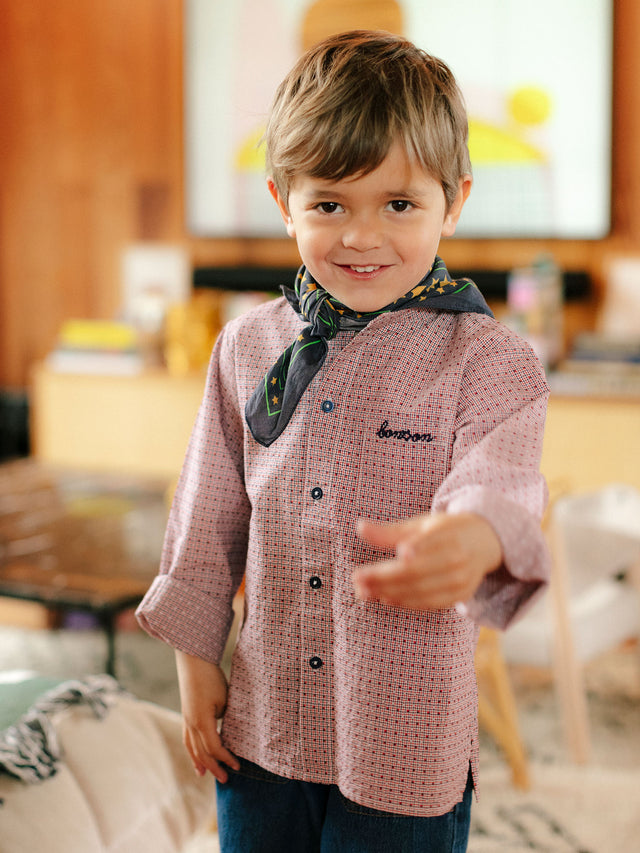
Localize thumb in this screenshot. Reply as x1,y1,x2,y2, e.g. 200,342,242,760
356,516,423,551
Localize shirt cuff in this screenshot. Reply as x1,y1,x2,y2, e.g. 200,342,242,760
445,486,551,630
135,575,234,664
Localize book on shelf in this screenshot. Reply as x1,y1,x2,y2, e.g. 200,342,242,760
548,332,640,397
568,332,640,364
46,320,144,376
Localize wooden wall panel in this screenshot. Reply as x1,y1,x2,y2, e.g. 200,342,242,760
0,0,183,389
610,0,640,242
1,0,639,389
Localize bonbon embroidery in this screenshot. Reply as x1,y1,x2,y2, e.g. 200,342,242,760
375,420,434,443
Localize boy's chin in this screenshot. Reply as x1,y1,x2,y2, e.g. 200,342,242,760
324,290,390,314
343,301,389,314
318,280,397,313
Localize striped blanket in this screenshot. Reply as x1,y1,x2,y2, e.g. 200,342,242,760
0,675,127,783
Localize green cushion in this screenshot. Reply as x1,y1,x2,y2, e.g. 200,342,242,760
0,675,67,730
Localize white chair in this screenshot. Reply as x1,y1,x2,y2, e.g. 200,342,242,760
501,484,640,763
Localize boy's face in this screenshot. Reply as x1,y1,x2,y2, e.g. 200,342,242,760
269,141,471,313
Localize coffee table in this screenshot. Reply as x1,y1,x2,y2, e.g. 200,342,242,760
0,459,167,677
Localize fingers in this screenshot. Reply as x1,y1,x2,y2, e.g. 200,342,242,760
354,555,473,609
354,513,501,610
356,517,424,551
184,720,240,783
184,725,208,778
355,515,453,608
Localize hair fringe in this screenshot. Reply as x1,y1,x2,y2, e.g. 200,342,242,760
265,30,470,208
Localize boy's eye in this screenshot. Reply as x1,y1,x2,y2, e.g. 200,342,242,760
316,201,342,214
387,199,412,212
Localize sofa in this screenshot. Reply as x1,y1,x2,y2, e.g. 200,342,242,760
0,672,216,852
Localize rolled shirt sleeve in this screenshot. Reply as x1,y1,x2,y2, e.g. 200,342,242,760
431,328,551,628
136,324,250,663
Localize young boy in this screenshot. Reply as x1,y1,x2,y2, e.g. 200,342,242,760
137,30,550,852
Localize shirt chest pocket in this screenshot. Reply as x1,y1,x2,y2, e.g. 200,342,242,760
353,408,450,522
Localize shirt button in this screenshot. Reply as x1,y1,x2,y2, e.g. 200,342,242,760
321,400,334,413
309,575,322,589
311,487,323,500
309,656,323,669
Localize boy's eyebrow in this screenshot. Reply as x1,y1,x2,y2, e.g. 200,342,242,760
300,183,351,198
301,184,428,201
302,187,345,199
382,186,425,199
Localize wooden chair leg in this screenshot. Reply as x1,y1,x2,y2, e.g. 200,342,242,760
548,513,591,764
476,628,530,789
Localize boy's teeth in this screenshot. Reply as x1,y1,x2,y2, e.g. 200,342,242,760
351,265,379,272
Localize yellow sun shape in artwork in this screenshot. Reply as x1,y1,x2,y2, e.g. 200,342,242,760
508,86,553,127
469,85,553,165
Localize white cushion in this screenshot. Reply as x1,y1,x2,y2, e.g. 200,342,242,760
0,697,216,853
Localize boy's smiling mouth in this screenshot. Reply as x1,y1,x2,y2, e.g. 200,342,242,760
336,263,390,277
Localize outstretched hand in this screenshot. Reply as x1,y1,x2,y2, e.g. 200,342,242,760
353,512,502,611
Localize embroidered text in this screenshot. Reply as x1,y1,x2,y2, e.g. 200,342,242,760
376,420,434,443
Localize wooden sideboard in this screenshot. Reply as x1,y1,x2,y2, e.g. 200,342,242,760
541,395,640,494
31,362,640,493
30,364,205,480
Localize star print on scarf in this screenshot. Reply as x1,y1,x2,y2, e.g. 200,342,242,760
244,256,492,447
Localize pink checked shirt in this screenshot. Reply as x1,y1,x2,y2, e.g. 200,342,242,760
137,295,550,817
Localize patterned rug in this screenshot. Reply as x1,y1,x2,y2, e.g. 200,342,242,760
470,763,640,853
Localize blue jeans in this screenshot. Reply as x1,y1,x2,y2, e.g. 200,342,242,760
216,758,473,853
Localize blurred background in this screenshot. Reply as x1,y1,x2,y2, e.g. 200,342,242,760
0,0,638,418
1,3,639,850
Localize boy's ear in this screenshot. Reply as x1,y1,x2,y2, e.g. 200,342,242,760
267,178,296,238
441,175,472,238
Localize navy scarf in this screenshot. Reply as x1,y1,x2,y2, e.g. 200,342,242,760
245,256,492,447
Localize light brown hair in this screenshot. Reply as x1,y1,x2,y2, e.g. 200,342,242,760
265,30,470,210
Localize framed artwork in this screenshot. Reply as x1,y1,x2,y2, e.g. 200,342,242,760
185,0,612,239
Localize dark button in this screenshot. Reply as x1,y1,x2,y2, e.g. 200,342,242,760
321,400,334,413
309,575,322,589
309,656,323,669
311,487,323,500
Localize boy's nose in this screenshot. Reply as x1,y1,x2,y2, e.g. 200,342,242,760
341,215,384,251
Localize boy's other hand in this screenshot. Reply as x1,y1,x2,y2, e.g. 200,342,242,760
353,512,502,611
175,650,240,783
